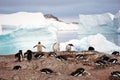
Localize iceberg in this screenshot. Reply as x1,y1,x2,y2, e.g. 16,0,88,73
0,25,57,55
78,13,115,34
61,34,120,54
115,10,120,32
0,12,79,35
78,12,120,45
0,11,120,55
0,12,46,25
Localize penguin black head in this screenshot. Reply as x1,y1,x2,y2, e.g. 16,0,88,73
27,50,32,53
38,42,41,44
112,51,120,56
19,50,22,53
40,68,53,74
70,68,85,77
68,44,74,46
88,46,95,51
13,65,21,70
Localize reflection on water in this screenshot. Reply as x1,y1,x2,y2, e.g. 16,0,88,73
58,31,120,46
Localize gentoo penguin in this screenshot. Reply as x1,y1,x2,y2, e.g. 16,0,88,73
48,52,57,57
111,71,120,77
75,54,85,59
34,52,44,59
24,50,33,61
33,42,46,52
108,58,118,64
52,42,60,52
112,51,120,56
15,50,23,62
56,55,67,61
99,55,110,62
70,68,85,77
13,65,22,70
88,46,95,51
66,44,74,52
40,68,54,74
95,60,106,66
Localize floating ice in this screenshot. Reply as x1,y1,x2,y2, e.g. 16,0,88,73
0,25,57,55
61,34,120,54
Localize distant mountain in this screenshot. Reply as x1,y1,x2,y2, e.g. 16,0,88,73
44,14,59,21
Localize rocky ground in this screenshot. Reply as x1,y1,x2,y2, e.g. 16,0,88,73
0,51,120,80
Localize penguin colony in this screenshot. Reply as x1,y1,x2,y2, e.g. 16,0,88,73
13,43,120,79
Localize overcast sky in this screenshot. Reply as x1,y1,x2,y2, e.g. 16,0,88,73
0,0,120,22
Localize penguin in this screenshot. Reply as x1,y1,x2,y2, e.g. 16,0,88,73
56,55,67,61
34,52,44,59
66,44,74,52
95,60,106,66
112,51,120,56
111,71,120,77
48,52,57,57
108,58,118,64
33,42,46,52
52,42,60,52
99,55,110,62
88,46,95,51
70,68,85,77
40,68,54,74
15,50,23,62
75,54,85,59
24,50,33,61
13,65,21,70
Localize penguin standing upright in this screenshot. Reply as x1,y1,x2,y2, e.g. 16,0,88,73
15,50,23,62
53,42,60,52
88,46,95,51
25,50,33,61
66,44,74,52
33,42,46,52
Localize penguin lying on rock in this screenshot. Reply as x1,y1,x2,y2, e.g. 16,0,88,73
111,71,120,77
40,68,54,74
13,65,22,70
70,68,85,77
34,52,44,59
